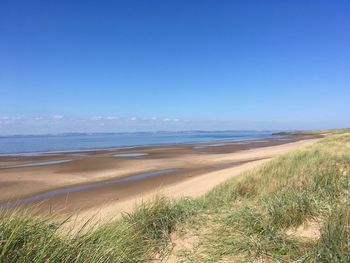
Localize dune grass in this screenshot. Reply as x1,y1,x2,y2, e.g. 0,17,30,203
1,133,350,262
174,133,350,262
0,197,197,263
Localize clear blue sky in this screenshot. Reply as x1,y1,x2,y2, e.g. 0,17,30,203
0,0,349,134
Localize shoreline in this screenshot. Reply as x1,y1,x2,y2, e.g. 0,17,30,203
0,134,278,156
0,133,317,162
0,130,284,156
0,134,322,218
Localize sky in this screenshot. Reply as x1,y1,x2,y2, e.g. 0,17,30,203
0,0,349,134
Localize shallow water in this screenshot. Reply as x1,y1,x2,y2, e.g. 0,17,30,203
213,162,241,168
0,159,72,169
0,169,178,208
112,153,148,157
0,131,274,154
192,143,227,149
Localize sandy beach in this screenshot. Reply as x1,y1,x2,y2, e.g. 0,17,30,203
0,135,321,219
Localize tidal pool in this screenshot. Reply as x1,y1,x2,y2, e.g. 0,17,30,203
112,153,148,157
0,159,72,169
193,143,226,149
0,169,178,208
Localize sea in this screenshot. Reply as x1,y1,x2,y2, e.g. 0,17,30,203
0,131,277,155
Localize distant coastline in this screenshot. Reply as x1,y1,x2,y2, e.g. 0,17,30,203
273,128,350,136
0,129,278,138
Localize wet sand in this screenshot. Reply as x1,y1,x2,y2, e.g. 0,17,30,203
0,135,322,218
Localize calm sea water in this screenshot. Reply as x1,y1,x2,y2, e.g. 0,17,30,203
0,131,275,154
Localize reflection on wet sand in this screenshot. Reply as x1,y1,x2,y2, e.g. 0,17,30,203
112,153,148,157
0,159,72,169
0,169,177,209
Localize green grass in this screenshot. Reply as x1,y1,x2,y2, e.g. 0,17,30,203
0,197,196,262
175,133,350,262
1,132,350,262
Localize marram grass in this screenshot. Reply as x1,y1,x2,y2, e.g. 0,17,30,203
0,197,196,263
176,134,350,262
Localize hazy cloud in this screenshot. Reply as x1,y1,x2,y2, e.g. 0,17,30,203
0,115,189,135
53,115,64,120
0,115,347,135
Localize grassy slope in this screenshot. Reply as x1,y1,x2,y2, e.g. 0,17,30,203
175,133,350,262
1,133,350,262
